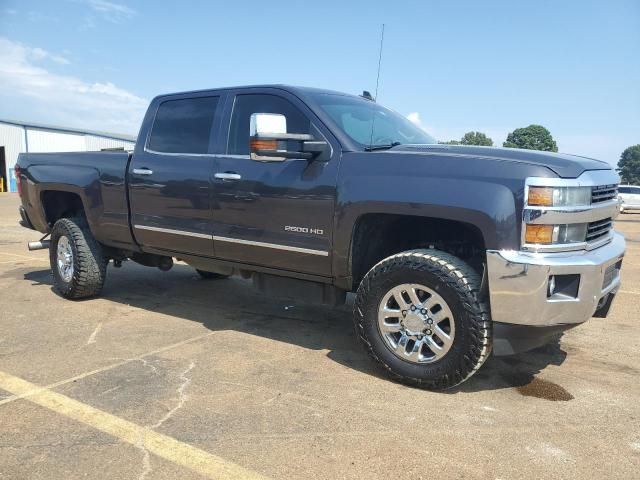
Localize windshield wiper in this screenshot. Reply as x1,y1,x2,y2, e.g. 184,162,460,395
364,142,402,151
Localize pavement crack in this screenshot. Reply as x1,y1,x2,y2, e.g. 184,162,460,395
136,360,196,480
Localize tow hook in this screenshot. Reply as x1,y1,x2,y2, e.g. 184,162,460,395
27,233,51,251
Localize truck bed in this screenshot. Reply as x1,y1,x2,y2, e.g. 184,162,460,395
17,150,135,250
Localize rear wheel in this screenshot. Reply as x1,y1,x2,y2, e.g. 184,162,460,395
354,249,491,390
49,217,107,299
196,269,230,280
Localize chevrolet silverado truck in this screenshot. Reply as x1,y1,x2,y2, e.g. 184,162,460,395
16,85,625,389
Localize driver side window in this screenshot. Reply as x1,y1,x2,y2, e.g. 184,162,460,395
227,94,311,155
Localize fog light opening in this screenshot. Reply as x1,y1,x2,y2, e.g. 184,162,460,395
548,275,556,297
547,274,581,300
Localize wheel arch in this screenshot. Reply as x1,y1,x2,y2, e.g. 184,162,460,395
346,212,489,290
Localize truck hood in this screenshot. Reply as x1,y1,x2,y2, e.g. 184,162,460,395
390,144,611,178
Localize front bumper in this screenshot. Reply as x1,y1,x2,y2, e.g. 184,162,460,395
486,232,625,328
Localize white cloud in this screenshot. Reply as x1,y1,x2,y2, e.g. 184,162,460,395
29,46,70,65
407,112,422,126
86,0,136,23
0,37,146,134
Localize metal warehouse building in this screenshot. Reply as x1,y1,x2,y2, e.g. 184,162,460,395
0,119,136,193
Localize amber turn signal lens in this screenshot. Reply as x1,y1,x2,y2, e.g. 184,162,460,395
250,139,278,151
528,187,554,206
525,224,554,244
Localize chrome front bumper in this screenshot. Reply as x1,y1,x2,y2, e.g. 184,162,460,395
487,232,625,327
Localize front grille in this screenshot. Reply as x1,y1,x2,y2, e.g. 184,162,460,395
591,184,618,203
587,217,613,242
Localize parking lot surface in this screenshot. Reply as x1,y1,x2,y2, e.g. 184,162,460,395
0,193,639,479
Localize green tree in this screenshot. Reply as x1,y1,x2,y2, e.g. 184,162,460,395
617,144,640,184
460,131,493,146
503,125,558,152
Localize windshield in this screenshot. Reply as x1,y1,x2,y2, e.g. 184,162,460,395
310,93,436,148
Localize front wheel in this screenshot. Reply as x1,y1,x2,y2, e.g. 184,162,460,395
49,217,107,299
354,249,491,390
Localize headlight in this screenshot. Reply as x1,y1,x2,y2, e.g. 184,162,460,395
525,223,588,244
528,186,591,207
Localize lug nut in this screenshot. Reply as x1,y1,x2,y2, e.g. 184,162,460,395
402,310,407,316
427,319,433,324
421,309,427,315
410,305,416,311
426,329,432,335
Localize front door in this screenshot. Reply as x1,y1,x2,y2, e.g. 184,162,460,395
211,90,340,277
128,93,222,256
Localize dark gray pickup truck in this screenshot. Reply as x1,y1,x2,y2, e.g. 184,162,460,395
16,85,625,389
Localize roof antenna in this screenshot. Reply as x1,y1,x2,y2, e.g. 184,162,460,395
368,23,385,147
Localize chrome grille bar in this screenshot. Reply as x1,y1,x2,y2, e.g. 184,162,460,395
591,184,618,203
586,217,613,242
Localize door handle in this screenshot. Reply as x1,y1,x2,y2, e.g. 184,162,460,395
133,168,153,175
214,172,241,181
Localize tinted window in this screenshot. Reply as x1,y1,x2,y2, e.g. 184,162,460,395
228,94,310,154
311,93,436,147
148,96,219,154
619,187,631,194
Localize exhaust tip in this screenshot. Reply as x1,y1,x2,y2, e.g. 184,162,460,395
28,240,51,251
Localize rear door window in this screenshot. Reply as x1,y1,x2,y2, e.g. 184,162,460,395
147,96,219,154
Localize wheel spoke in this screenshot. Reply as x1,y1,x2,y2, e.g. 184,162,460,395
407,286,422,307
380,320,402,334
433,325,453,349
429,308,448,323
390,287,411,309
424,336,446,359
406,338,423,362
381,306,402,318
395,333,409,354
422,296,438,312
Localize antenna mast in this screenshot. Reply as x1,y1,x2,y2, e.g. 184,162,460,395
374,23,385,101
368,24,385,147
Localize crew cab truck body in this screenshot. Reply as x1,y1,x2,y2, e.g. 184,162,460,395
16,85,625,389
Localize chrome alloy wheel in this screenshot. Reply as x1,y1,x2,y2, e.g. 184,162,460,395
56,235,74,283
377,283,455,364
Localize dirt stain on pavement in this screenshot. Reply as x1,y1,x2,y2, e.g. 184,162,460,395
515,377,574,401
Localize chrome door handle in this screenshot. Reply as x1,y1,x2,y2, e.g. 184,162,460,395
214,173,241,181
133,168,153,175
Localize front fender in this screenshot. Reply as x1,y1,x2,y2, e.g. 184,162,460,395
333,177,518,280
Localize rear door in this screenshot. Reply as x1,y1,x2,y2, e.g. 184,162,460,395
210,88,341,277
128,92,223,256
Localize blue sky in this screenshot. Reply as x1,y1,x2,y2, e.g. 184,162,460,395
0,0,638,165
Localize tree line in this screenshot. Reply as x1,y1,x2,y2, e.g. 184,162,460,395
440,125,639,185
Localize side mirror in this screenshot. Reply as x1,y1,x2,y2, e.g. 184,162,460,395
249,113,329,162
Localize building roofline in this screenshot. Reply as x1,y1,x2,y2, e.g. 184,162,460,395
0,118,137,142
